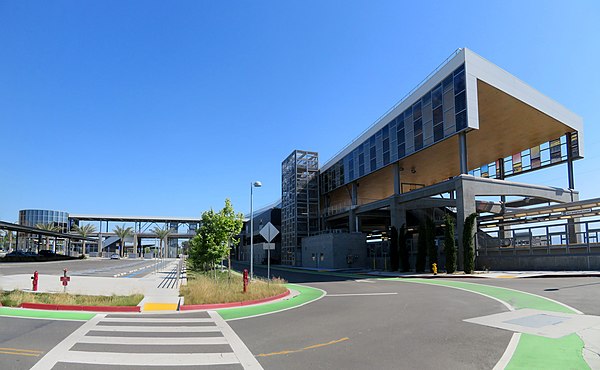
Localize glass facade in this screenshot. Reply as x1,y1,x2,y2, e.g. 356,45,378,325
321,64,467,194
281,150,319,266
19,209,69,232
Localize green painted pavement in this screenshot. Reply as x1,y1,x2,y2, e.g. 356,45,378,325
217,283,325,320
0,306,95,321
385,278,588,369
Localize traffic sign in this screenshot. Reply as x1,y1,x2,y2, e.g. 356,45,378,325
263,243,275,250
259,222,279,242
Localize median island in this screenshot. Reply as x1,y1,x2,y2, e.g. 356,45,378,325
0,290,143,307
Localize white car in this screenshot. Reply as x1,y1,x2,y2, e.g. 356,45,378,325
110,254,121,260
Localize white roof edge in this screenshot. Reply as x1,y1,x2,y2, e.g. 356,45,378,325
463,48,584,156
321,48,466,171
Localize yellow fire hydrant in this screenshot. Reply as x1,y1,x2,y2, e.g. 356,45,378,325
432,263,438,275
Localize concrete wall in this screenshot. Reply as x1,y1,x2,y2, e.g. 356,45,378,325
301,233,367,269
476,255,600,271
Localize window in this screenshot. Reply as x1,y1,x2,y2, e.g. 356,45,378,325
454,69,465,93
432,85,443,108
414,118,423,151
456,110,467,131
455,90,466,113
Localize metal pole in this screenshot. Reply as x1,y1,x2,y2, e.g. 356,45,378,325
250,182,254,280
267,247,271,281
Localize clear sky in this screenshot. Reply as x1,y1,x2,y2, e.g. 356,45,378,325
1,0,599,222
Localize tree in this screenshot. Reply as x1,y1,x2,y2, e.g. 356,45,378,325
398,224,410,272
463,213,477,274
444,214,456,274
72,224,97,257
389,226,399,271
415,221,428,272
152,226,171,259
113,225,133,257
35,223,61,253
189,199,243,275
426,217,437,268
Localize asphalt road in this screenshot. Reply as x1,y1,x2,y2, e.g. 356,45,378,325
4,264,600,369
0,258,159,278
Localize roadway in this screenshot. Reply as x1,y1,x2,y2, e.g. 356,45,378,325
3,260,600,369
0,258,159,278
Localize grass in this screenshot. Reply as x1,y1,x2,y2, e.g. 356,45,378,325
0,290,144,307
180,270,287,305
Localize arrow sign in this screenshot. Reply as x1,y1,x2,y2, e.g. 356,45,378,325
259,222,279,243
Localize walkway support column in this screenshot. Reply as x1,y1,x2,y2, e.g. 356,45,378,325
458,132,469,175
456,177,476,271
349,182,358,232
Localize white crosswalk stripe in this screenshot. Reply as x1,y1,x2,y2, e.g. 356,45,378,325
31,311,263,369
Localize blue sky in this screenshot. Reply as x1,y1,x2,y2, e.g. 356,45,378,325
1,1,599,222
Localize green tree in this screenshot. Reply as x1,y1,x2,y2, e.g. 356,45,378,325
415,221,428,272
152,226,171,259
426,217,437,269
389,226,399,271
35,223,61,253
444,214,457,274
398,224,410,272
72,224,97,257
113,225,133,257
463,213,477,274
189,199,243,275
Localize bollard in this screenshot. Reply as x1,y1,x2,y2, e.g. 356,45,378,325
31,271,39,291
432,263,438,275
243,269,249,293
60,268,70,292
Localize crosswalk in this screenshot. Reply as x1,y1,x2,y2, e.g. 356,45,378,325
31,311,263,369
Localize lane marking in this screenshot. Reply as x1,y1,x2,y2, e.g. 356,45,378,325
100,317,213,323
90,325,220,332
354,279,375,283
493,333,521,370
76,336,228,345
257,337,349,357
326,292,398,297
60,351,239,366
0,347,44,357
209,311,264,369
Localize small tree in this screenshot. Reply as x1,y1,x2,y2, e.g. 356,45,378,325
415,221,428,272
426,217,437,269
72,224,97,257
36,223,61,253
389,226,399,271
463,213,477,274
188,199,243,276
113,225,133,257
152,226,171,259
444,214,456,274
398,224,410,272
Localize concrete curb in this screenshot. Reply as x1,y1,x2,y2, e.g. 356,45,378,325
19,302,141,312
180,289,291,311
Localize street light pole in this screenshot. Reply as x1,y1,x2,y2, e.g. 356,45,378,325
250,181,262,280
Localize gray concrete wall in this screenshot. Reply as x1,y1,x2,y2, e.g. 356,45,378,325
301,233,367,269
476,255,600,271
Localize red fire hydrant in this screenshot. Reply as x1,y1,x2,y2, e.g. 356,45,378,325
243,269,249,293
31,271,39,291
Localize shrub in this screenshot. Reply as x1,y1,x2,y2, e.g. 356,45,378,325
463,213,477,274
444,214,456,274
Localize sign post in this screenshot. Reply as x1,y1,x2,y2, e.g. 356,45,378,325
259,222,279,281
60,269,70,293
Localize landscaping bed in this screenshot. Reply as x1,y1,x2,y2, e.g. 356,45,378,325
180,270,287,305
0,290,143,308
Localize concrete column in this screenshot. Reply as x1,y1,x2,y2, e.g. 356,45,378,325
456,177,476,271
349,182,358,232
393,163,402,195
390,196,406,231
458,132,468,174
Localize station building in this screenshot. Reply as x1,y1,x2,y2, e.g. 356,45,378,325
269,48,597,271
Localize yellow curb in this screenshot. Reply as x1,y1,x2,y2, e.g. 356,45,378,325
496,275,517,279
143,303,178,311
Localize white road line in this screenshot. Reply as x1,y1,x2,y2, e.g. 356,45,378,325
209,311,264,369
90,325,221,332
31,314,106,370
326,292,398,297
354,279,375,283
100,317,213,323
61,351,240,366
493,333,521,370
77,336,228,345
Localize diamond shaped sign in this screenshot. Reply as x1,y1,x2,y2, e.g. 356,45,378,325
259,222,279,243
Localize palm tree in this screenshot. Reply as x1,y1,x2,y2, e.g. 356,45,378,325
152,226,171,259
113,225,133,257
35,223,61,253
72,224,97,257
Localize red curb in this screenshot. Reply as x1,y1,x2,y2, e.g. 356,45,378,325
180,289,290,311
20,302,140,312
